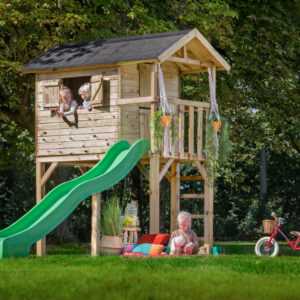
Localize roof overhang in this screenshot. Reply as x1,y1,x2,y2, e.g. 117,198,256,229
158,28,230,72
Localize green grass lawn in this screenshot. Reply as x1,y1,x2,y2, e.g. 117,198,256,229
0,243,300,300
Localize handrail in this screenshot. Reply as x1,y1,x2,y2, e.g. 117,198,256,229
116,96,156,105
168,97,210,109
164,98,209,160
138,97,210,160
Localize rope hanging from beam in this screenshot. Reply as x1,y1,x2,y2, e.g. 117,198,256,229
208,66,219,119
158,64,173,156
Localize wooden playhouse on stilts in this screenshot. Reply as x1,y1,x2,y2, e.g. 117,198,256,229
19,28,230,257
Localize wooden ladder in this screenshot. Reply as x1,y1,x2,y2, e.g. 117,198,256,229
180,175,204,234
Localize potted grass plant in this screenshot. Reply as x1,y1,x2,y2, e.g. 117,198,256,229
160,113,172,127
150,108,164,151
209,112,222,133
205,116,232,184
100,196,123,255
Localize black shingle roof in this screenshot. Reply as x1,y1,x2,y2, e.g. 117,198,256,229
24,29,191,72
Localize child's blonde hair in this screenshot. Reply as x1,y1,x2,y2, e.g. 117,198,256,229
59,87,72,100
177,211,192,225
78,83,91,96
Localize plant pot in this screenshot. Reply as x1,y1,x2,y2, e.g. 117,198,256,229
160,114,171,127
211,120,222,133
100,235,123,255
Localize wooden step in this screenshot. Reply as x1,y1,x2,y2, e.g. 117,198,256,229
180,193,204,199
180,175,202,181
191,214,204,219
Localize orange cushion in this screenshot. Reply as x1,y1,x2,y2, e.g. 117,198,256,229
153,233,170,245
149,244,164,256
137,234,156,244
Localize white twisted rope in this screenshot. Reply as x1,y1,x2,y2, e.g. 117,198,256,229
208,66,219,118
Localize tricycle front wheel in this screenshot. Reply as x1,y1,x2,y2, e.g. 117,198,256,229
255,236,279,257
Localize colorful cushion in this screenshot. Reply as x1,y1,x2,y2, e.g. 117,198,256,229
149,244,164,256
132,243,152,255
123,252,145,257
122,243,137,254
131,243,165,256
138,233,170,245
137,234,156,244
153,234,170,245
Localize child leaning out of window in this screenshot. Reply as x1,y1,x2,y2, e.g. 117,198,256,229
55,87,78,128
78,83,92,111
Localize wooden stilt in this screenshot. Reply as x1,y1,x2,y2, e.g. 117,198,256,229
193,161,214,250
149,153,160,233
204,179,214,249
36,161,46,256
91,193,101,256
170,162,180,231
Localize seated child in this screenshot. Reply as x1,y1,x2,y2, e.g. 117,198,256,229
78,83,92,111
169,211,199,255
56,87,78,127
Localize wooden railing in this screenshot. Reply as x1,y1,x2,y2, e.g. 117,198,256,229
161,98,209,160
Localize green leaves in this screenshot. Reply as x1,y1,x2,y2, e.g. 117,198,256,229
101,196,122,236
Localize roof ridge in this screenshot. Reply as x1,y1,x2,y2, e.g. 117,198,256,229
51,29,192,50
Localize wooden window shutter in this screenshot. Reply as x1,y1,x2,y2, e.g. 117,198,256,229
139,64,151,96
102,79,110,106
42,79,60,108
90,74,103,108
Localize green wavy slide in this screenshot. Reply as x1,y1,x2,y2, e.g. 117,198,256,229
0,139,149,258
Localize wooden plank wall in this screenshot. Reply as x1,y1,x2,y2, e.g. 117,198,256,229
162,62,180,98
36,68,121,159
120,62,180,142
120,64,140,143
36,63,181,160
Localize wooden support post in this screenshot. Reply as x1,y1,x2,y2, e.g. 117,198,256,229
197,108,203,157
150,103,157,153
183,45,187,58
204,179,214,248
36,161,46,256
149,153,160,233
178,105,185,156
150,63,157,99
170,162,180,231
194,161,214,250
91,193,101,256
189,106,194,155
149,63,158,153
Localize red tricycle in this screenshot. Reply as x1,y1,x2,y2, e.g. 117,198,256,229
255,212,300,257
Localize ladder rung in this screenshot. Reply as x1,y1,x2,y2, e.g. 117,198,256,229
181,193,204,199
180,175,202,181
191,214,204,219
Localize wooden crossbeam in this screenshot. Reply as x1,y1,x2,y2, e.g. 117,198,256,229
159,158,174,182
116,96,155,105
181,193,204,199
41,162,58,187
180,175,202,181
167,56,202,66
194,161,207,180
191,214,204,219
